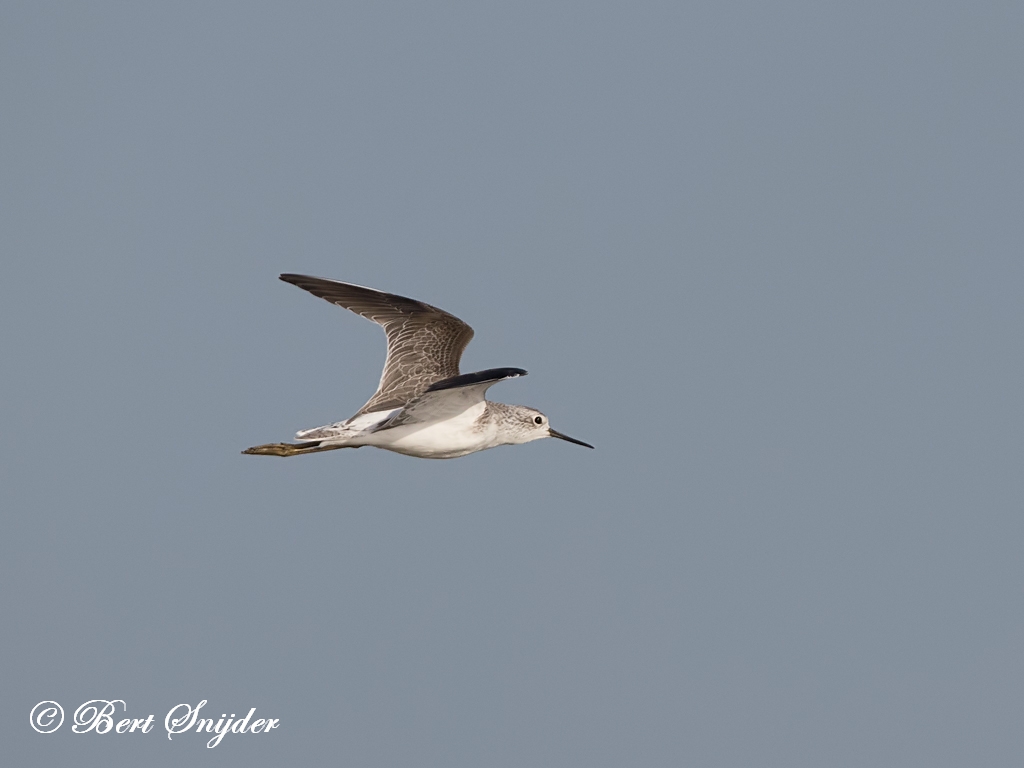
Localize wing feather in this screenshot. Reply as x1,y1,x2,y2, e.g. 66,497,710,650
372,368,526,430
279,274,475,413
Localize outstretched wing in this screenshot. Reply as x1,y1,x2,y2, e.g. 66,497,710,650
279,274,475,414
373,368,527,430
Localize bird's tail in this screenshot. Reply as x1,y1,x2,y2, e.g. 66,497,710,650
242,441,352,457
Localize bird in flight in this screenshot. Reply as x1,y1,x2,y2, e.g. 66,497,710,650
244,274,593,459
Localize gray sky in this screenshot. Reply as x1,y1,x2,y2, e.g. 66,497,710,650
2,1,1023,765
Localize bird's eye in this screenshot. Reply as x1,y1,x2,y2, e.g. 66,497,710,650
534,416,543,425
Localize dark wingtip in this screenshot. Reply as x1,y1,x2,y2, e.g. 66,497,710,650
425,367,527,393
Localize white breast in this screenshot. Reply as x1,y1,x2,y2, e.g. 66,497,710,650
362,401,498,458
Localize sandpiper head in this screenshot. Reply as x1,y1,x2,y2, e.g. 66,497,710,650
504,406,594,449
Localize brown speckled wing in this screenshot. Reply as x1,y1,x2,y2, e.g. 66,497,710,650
279,274,475,414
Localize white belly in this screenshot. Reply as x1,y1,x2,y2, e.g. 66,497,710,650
359,405,499,459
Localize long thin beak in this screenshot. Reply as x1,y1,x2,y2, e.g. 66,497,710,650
548,428,594,449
